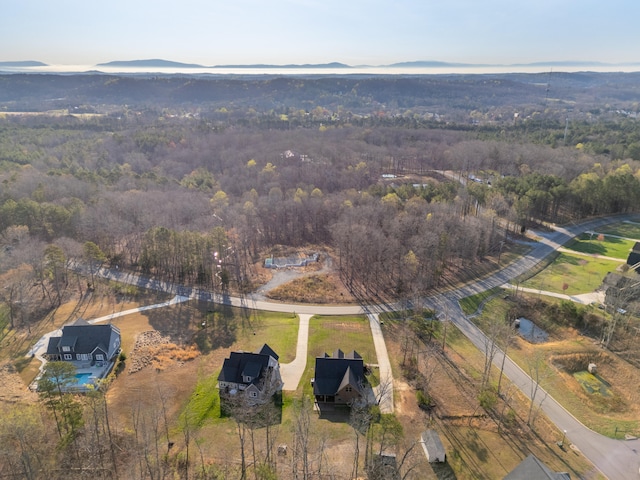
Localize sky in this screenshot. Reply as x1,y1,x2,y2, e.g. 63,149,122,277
2,0,640,66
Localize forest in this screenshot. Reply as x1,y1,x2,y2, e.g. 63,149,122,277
1,71,640,478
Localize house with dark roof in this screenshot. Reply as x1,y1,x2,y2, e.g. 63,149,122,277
626,241,640,267
45,319,121,366
312,349,367,406
218,344,283,404
504,454,570,479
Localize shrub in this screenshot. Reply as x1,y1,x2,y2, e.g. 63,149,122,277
416,390,433,410
478,387,497,410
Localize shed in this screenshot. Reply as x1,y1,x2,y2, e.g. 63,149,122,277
420,429,446,463
504,454,570,479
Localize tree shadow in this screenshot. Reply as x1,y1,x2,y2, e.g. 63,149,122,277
431,461,458,480
569,239,607,255
315,403,352,423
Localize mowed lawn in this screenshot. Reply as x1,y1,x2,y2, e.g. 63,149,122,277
521,252,621,295
298,315,376,397
594,221,640,240
564,233,635,259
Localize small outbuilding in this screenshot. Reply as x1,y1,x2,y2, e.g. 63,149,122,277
420,429,446,463
504,454,570,479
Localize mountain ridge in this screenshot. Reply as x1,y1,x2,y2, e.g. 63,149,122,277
3,58,639,70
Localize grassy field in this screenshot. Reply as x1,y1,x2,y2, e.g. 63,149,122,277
299,315,376,398
564,233,635,259
521,252,621,295
594,221,640,240
459,287,503,316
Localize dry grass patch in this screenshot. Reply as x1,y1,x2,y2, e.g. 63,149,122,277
128,331,200,373
266,273,353,304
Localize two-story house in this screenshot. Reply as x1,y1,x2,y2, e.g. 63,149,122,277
44,319,121,366
312,349,366,406
218,344,283,404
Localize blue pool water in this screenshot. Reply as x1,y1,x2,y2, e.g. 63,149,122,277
74,373,94,385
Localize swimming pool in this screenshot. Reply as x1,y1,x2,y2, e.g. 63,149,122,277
74,372,95,386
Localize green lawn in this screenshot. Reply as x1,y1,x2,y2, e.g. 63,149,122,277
594,221,640,240
299,314,376,397
234,311,300,363
459,288,503,316
564,234,634,260
521,253,620,295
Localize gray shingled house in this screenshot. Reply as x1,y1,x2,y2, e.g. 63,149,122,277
218,344,283,404
312,349,366,406
45,319,121,365
504,454,570,479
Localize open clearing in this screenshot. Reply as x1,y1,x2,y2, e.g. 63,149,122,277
521,252,621,295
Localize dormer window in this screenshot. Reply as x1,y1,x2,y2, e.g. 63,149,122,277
244,376,252,383
62,346,70,352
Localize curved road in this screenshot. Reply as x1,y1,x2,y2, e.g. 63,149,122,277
78,214,640,479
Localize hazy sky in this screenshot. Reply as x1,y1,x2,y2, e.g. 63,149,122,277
3,0,639,66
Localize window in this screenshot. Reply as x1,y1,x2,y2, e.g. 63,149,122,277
62,346,70,352
63,354,72,360
345,386,352,393
250,391,258,398
96,354,104,361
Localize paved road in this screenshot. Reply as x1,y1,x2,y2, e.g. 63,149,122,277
75,214,640,478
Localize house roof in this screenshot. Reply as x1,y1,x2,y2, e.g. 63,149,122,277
218,344,279,386
504,454,570,480
257,343,279,361
420,430,446,462
313,350,365,396
45,321,121,358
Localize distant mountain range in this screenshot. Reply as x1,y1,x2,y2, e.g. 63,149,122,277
97,59,352,69
97,59,206,68
0,61,48,67
3,58,640,70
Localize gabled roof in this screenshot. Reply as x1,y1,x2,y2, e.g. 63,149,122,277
218,344,279,386
420,430,446,463
337,366,361,393
257,343,279,361
313,350,365,396
45,321,120,357
504,454,570,480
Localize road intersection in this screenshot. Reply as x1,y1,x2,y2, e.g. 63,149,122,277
66,214,640,478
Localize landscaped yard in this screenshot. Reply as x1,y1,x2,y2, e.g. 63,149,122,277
299,315,376,398
565,233,635,259
520,252,621,295
593,221,640,240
